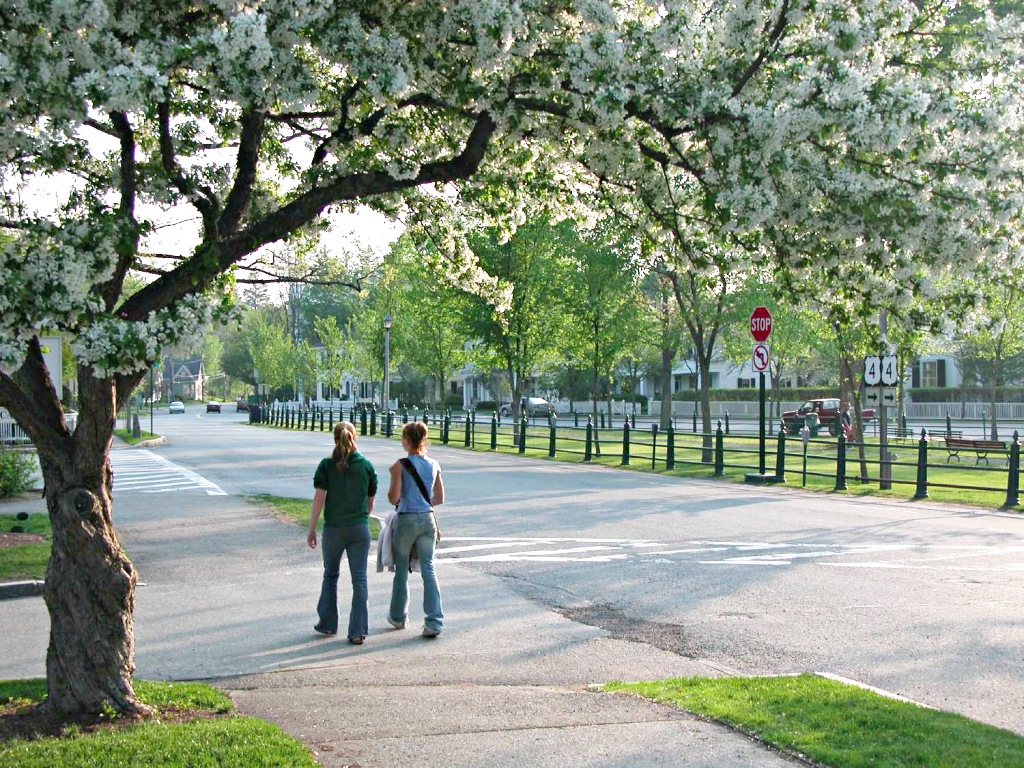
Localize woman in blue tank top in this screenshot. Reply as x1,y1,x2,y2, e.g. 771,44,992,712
386,421,445,637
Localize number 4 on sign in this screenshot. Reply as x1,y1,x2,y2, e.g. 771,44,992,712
880,355,898,386
863,356,881,386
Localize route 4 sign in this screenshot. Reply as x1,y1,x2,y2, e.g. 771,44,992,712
863,355,881,386
880,354,898,386
865,354,898,387
752,342,770,372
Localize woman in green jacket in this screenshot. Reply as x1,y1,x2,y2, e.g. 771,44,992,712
308,421,378,644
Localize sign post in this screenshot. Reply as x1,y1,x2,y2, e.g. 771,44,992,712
750,307,773,475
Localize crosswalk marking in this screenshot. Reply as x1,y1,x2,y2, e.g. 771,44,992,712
110,450,226,496
436,537,1024,572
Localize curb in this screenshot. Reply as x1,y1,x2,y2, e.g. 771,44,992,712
131,436,168,448
0,580,45,600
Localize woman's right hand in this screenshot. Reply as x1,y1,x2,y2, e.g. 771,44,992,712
307,529,317,549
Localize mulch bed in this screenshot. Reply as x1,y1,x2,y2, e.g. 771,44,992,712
0,701,225,741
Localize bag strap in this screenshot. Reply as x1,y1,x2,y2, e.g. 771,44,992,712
399,458,432,504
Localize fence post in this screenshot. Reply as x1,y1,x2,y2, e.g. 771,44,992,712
725,411,730,436
349,406,355,423
621,421,630,465
574,411,579,428
1004,430,1020,508
900,411,907,439
666,422,675,470
714,420,724,477
319,409,325,431
631,413,636,429
946,413,952,439
692,408,697,434
774,426,786,483
443,413,450,445
519,415,527,454
360,406,367,436
386,410,393,438
600,411,606,430
651,423,659,469
491,412,498,450
834,432,848,491
982,410,987,438
913,429,929,500
471,409,476,448
549,415,557,458
584,416,593,462
312,407,318,432
464,412,472,447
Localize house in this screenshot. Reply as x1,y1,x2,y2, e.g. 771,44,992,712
163,357,205,401
910,355,962,389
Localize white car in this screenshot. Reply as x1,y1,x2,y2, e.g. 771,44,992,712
168,401,185,414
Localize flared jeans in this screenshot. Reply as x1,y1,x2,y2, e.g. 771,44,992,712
317,523,370,639
389,513,443,632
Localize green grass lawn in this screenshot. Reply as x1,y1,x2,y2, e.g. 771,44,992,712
406,420,1021,511
605,674,1024,768
244,494,383,539
0,513,50,581
0,678,317,767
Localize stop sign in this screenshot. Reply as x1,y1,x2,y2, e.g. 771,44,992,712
750,306,773,342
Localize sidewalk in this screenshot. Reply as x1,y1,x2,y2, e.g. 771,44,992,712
0,492,799,767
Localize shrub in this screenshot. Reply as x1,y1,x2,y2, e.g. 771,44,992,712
474,400,498,412
0,448,36,498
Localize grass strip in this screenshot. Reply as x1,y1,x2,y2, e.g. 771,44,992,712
113,428,160,445
604,674,1024,768
244,494,382,539
0,513,50,582
0,678,317,768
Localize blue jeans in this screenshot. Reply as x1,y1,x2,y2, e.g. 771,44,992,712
389,514,443,631
317,523,370,639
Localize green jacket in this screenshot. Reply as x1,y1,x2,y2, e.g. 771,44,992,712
313,451,378,527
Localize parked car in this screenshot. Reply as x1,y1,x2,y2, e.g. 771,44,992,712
782,398,875,436
206,401,221,413
168,401,185,414
499,397,555,418
235,400,250,413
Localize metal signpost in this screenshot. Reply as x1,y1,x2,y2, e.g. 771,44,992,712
750,306,773,475
864,352,898,488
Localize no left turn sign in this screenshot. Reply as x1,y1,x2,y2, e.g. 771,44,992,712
752,343,770,372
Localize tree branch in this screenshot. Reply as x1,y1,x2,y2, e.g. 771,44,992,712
216,108,266,236
157,100,219,236
118,111,497,321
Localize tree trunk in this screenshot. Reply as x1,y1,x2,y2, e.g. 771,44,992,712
41,460,147,717
34,370,148,718
659,347,673,430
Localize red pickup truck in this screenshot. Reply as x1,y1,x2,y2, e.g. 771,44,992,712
782,398,875,436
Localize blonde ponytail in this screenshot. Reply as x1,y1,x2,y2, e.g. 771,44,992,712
332,421,357,470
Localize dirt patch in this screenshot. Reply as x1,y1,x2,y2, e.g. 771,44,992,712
0,531,45,549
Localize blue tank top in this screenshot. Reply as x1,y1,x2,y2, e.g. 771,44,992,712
398,454,440,513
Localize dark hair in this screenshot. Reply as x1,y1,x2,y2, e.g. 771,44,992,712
402,421,428,453
332,421,357,470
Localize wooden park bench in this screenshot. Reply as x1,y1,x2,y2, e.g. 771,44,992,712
941,436,1010,465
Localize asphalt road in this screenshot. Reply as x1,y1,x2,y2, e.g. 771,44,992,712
137,408,1024,734
6,407,1024,738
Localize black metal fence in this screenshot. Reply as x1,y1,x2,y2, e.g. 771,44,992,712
255,405,1022,509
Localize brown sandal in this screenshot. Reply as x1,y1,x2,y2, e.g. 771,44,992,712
348,636,364,645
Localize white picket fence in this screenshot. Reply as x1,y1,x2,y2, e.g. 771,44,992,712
648,400,1024,420
1,409,77,445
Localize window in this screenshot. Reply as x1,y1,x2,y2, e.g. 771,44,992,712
923,361,937,388
737,377,755,388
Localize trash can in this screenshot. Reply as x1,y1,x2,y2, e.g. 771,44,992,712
249,404,262,423
804,412,821,438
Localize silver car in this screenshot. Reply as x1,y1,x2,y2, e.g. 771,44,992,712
499,397,555,418
168,401,185,414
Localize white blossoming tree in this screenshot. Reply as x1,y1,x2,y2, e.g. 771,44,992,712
0,0,1019,720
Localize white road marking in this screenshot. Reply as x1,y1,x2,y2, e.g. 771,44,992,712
435,536,1024,572
110,450,227,496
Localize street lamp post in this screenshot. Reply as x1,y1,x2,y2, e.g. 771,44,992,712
383,313,392,412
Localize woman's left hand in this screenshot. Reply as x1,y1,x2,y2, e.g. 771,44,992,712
307,529,317,549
